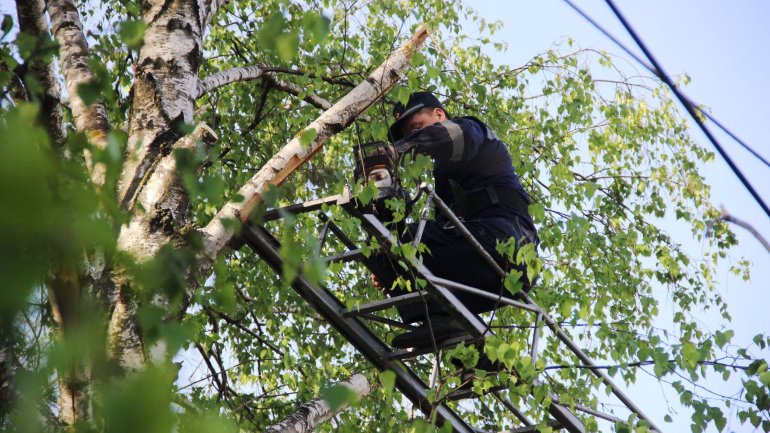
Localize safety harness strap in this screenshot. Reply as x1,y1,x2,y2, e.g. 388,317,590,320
450,181,531,219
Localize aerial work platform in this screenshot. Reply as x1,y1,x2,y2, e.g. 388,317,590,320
241,183,661,433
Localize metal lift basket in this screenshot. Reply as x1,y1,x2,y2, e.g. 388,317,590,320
241,183,661,433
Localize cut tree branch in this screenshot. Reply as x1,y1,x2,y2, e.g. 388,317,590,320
264,374,371,433
197,26,429,271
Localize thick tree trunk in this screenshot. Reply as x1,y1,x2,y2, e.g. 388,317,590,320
118,0,206,209
16,0,67,147
108,0,211,374
264,374,371,433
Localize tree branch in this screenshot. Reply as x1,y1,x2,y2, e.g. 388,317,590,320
197,26,429,274
202,0,228,29
264,374,371,433
195,65,370,120
720,207,770,253
196,65,265,99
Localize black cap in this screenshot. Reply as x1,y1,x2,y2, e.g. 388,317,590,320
388,92,444,141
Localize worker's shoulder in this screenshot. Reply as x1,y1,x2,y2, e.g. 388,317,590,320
454,115,500,142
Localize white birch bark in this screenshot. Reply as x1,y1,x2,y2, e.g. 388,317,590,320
16,0,67,147
109,0,208,373
47,0,109,185
109,124,216,371
117,124,217,261
196,65,266,98
264,374,371,433
198,26,429,265
118,0,207,210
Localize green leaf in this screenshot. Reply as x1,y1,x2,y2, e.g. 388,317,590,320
118,20,147,50
298,127,318,149
528,202,545,220
681,342,700,368
759,372,770,387
320,383,358,412
714,330,734,348
77,81,102,106
1,15,13,34
379,370,396,396
302,12,330,43
275,33,299,62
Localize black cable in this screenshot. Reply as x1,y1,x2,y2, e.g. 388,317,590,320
562,0,770,170
601,0,770,218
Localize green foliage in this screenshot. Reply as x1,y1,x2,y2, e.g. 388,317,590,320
2,0,767,432
117,20,146,50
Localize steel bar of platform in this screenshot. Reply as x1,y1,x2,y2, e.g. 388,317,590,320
242,224,477,433
387,334,478,360
499,420,562,433
488,392,534,427
342,291,429,317
354,211,490,339
427,276,539,313
345,202,585,433
262,194,344,221
358,313,416,330
322,248,367,263
317,212,359,251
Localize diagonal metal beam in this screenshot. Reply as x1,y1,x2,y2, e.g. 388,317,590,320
241,224,477,433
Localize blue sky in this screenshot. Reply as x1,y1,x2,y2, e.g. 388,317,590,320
465,1,769,431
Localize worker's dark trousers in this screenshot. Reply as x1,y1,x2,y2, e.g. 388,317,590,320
370,216,535,324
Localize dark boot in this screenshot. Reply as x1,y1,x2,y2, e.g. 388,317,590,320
391,315,471,349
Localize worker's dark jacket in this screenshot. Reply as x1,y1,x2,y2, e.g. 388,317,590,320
394,116,534,228
382,116,537,323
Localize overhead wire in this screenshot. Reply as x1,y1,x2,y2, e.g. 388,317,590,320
565,0,770,218
561,0,770,171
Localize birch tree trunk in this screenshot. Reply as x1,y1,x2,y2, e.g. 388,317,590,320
42,0,114,424
109,0,212,372
264,374,371,433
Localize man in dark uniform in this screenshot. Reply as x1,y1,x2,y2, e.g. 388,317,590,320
373,92,538,349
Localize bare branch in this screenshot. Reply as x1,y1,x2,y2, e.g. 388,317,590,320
262,66,358,87
196,65,265,99
264,374,371,433
195,66,369,120
720,207,770,253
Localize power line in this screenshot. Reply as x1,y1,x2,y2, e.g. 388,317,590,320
599,0,770,218
562,0,770,174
